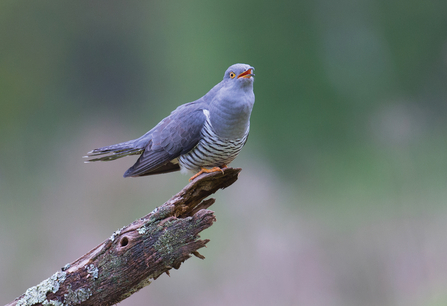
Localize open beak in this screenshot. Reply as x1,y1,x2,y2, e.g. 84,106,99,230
237,68,255,79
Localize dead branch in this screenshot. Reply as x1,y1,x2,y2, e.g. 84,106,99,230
6,167,241,306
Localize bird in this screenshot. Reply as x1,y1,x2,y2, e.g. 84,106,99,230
85,63,255,181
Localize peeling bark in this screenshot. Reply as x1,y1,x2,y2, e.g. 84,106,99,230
6,167,241,306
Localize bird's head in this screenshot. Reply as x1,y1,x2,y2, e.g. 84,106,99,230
223,63,255,87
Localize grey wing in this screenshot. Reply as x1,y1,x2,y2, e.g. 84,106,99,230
124,105,206,177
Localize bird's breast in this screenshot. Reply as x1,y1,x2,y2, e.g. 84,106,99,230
209,101,252,139
178,111,249,172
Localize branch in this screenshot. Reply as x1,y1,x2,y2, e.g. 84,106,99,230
6,167,241,306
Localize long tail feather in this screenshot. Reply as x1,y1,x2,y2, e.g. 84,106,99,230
84,139,143,162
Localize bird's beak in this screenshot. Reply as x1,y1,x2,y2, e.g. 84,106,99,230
237,68,255,79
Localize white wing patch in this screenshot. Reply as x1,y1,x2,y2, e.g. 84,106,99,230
202,109,210,120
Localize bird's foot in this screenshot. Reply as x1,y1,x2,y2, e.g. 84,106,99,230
189,165,227,181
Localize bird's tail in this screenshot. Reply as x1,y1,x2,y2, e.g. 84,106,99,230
84,139,143,162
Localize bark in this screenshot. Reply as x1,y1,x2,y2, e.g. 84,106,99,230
6,167,241,306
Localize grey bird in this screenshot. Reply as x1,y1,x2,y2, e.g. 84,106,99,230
85,63,255,181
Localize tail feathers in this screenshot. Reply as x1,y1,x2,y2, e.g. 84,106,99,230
84,140,143,162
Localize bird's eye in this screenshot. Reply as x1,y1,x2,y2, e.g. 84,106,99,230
229,72,236,79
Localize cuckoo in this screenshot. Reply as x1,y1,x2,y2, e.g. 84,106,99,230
85,63,255,181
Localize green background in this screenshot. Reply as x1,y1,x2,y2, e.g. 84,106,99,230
1,1,447,305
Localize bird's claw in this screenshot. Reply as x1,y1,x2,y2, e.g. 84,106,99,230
189,166,227,181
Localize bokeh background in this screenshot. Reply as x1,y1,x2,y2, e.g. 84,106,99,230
1,1,447,305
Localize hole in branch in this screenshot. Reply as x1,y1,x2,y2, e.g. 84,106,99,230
120,236,129,247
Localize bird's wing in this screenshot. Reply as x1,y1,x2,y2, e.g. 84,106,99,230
124,104,206,177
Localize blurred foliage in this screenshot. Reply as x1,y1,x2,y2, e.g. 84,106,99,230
1,0,447,305
1,0,446,179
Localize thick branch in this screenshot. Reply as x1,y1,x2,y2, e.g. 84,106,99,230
7,167,241,306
